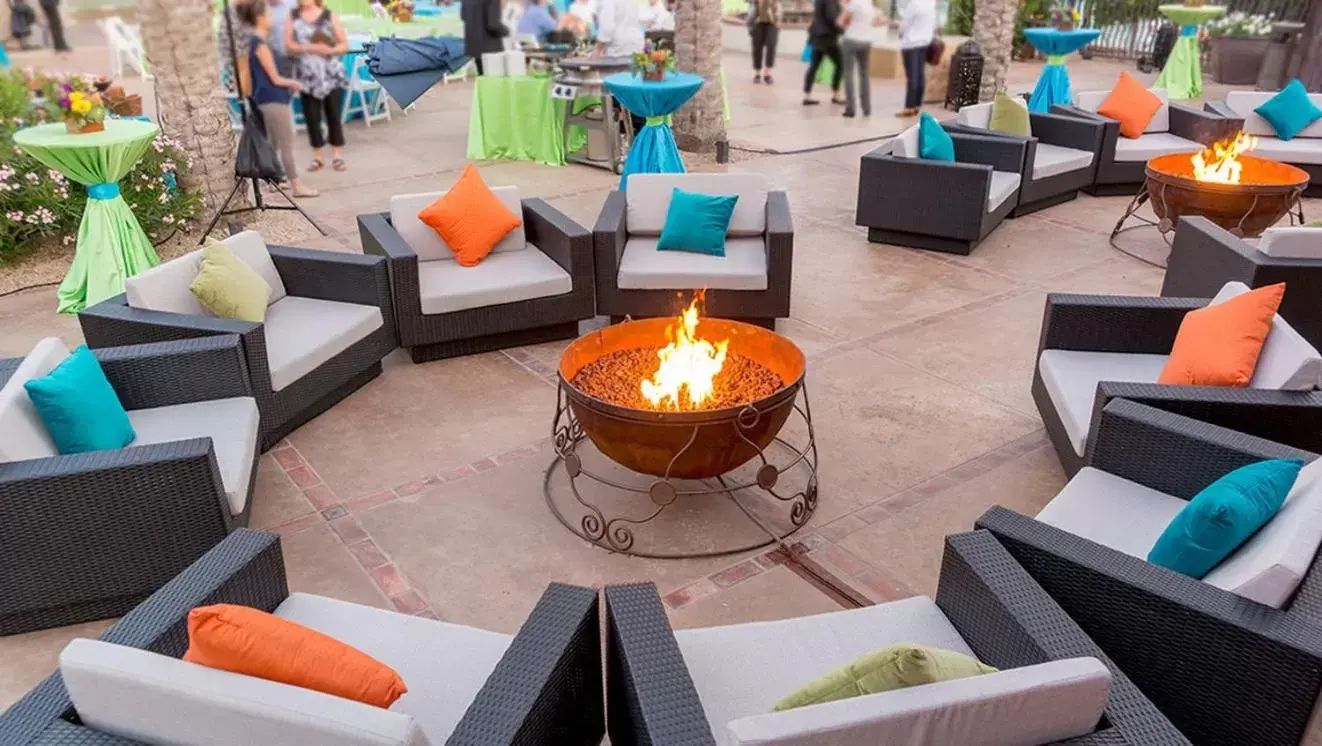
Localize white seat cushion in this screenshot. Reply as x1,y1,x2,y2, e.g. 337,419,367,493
1247,137,1322,165
1113,132,1202,162
891,125,920,158
126,397,259,516
674,596,976,745
275,593,513,742
1225,90,1322,139
1256,227,1322,258
1211,281,1322,391
60,638,430,746
618,236,768,291
125,234,287,315
1036,467,1189,558
0,337,67,464
417,248,572,315
1076,87,1170,133
1033,143,1095,180
264,297,384,392
987,171,1021,212
955,102,993,130
389,187,526,262
1038,349,1170,457
626,173,770,237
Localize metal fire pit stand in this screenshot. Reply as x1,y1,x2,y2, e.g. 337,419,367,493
544,381,820,559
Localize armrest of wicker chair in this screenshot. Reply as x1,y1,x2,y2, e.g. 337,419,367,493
0,529,285,745
1169,102,1242,146
938,530,1191,746
94,335,252,411
1088,399,1314,500
78,294,260,351
766,190,793,310
524,198,593,290
976,506,1322,746
0,357,20,387
1050,103,1107,123
856,152,992,240
602,583,716,746
1030,111,1107,154
1037,293,1205,355
593,191,628,300
951,131,1028,174
358,211,422,319
1204,100,1235,118
269,245,392,313
450,583,603,745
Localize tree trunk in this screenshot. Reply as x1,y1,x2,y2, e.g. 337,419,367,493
137,0,239,213
672,0,727,153
972,0,1015,101
1295,0,1322,91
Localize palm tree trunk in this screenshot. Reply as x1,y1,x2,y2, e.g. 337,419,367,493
137,0,239,213
1296,0,1321,91
971,0,1015,101
672,0,728,153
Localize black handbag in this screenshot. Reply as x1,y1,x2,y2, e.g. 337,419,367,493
926,34,945,66
235,119,285,183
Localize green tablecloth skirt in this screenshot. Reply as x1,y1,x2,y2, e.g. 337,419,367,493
467,76,595,166
1153,4,1226,99
14,120,161,314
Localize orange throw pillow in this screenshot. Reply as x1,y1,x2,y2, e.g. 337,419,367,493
1158,283,1285,387
183,604,407,709
1096,72,1164,139
417,164,522,267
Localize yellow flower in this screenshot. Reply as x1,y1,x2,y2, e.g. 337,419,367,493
72,98,92,115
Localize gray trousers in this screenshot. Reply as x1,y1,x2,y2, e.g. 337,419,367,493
841,38,872,115
258,102,299,182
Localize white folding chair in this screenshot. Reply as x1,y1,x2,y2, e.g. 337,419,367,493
342,55,392,127
100,18,152,80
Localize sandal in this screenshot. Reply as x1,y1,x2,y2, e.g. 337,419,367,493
333,158,347,172
293,185,320,198
307,158,325,172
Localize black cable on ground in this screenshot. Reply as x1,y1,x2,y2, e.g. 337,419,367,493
731,131,898,157
0,280,60,299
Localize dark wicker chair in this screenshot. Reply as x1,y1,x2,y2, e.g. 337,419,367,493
358,198,594,363
603,530,1190,745
945,104,1107,216
78,241,397,451
1032,290,1322,476
0,336,257,636
1162,216,1322,349
977,399,1322,746
856,130,1027,255
0,529,605,746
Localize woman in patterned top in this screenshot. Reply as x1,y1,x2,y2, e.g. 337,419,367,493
747,0,781,84
285,0,351,172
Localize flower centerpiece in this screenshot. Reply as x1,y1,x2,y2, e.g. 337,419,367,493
1048,3,1080,31
386,0,414,22
40,75,108,134
631,42,675,82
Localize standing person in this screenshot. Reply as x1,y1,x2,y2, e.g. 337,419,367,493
517,0,558,42
803,0,843,106
38,0,69,53
896,0,934,117
837,0,874,117
462,0,508,74
286,0,351,173
746,0,780,84
596,0,645,133
238,0,319,198
639,0,673,31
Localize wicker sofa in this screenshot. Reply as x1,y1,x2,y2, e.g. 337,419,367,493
1207,89,1322,198
78,231,397,451
855,126,1026,255
0,529,604,746
1032,282,1322,476
977,399,1322,746
603,530,1190,745
593,173,792,329
0,336,258,636
358,188,594,363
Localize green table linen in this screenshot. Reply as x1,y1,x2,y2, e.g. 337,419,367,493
1153,4,1225,99
14,120,161,314
340,16,462,39
467,76,595,166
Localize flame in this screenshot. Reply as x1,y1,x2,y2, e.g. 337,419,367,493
1192,131,1258,184
640,296,729,410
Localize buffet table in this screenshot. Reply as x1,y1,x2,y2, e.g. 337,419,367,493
467,76,593,166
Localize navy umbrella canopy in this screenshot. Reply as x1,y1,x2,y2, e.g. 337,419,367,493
364,36,470,110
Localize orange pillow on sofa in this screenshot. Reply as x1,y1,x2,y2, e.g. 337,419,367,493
1158,283,1285,387
417,164,522,267
1096,72,1164,139
183,604,407,709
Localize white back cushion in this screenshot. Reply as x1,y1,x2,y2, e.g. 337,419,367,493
625,173,771,237
1210,282,1322,390
1076,87,1170,133
61,639,431,746
1257,227,1322,258
389,187,526,262
1204,457,1322,608
891,124,921,159
223,230,287,304
125,248,209,316
956,102,992,130
726,658,1110,746
0,337,68,464
1225,90,1322,139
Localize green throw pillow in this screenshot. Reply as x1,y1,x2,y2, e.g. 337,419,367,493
988,92,1031,137
190,238,273,322
771,643,997,712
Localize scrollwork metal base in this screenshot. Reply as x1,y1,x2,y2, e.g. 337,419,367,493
544,382,820,559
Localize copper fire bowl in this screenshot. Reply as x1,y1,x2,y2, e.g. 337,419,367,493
558,318,806,479
1145,153,1309,237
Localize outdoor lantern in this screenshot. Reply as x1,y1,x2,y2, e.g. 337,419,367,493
945,40,983,111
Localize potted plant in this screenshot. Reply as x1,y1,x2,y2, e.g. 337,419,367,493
1048,3,1079,31
631,42,675,82
386,0,414,22
40,75,108,134
1206,12,1274,85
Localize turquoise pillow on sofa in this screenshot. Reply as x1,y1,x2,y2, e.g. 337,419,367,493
918,112,955,162
657,187,738,256
1148,459,1303,578
1254,79,1322,141
24,345,135,455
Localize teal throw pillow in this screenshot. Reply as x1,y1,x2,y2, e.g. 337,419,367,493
656,187,738,256
918,112,955,162
24,345,135,455
1254,79,1322,141
1148,458,1303,578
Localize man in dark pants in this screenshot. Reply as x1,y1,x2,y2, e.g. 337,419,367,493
39,0,71,53
461,0,507,74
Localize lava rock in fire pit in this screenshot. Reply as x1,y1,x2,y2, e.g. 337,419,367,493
570,348,784,411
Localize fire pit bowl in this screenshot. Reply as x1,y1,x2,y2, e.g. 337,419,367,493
1145,153,1309,238
558,317,806,480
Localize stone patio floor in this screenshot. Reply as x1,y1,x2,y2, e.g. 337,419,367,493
2,23,1312,709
